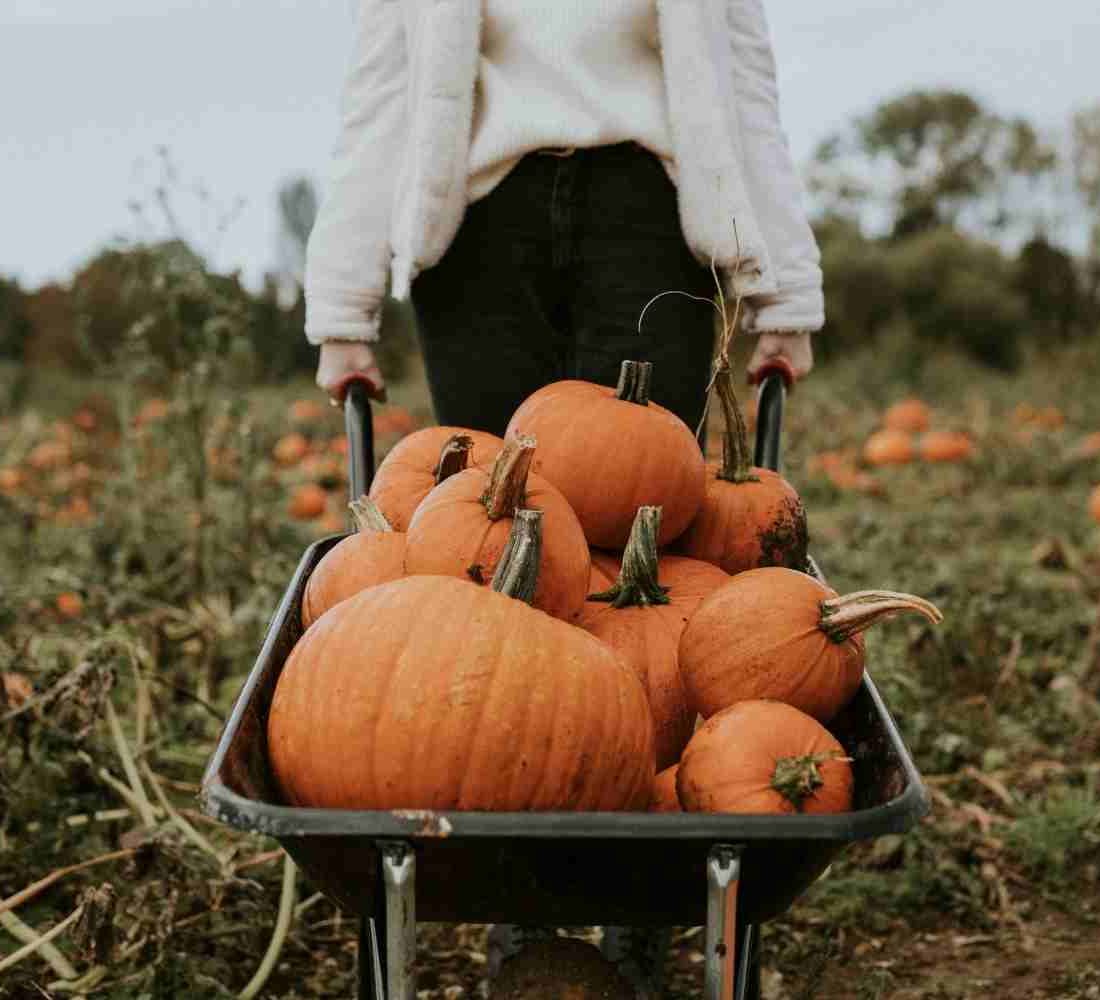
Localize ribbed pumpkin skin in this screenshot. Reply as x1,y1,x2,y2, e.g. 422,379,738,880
267,576,655,811
588,551,621,595
506,381,705,548
581,556,729,769
677,701,853,815
680,567,863,724
368,426,503,531
651,765,682,812
676,464,807,576
405,467,590,621
301,532,407,628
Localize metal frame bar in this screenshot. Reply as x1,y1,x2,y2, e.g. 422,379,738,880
704,845,742,1000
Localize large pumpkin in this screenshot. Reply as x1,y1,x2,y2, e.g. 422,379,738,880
301,497,406,628
678,700,853,815
651,765,682,813
267,510,655,812
369,426,503,531
505,360,705,548
404,436,590,621
580,507,728,769
676,368,807,575
680,567,943,723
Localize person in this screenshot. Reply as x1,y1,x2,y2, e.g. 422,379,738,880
305,0,822,994
310,0,823,431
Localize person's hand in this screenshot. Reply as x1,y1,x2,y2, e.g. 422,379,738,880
746,331,813,383
316,341,387,404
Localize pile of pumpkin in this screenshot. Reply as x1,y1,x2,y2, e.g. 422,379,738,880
267,361,943,817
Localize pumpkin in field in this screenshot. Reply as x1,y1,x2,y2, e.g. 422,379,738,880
680,567,943,723
1089,485,1100,524
651,765,682,813
863,429,914,467
273,433,311,467
919,431,974,463
135,398,169,427
369,426,504,531
1069,432,1100,461
301,497,406,628
883,398,931,433
505,360,705,548
27,441,70,471
676,367,807,575
289,484,328,521
678,701,853,815
581,506,728,769
267,510,655,812
288,399,327,425
55,591,84,619
2,671,33,708
72,408,98,432
405,436,590,621
0,468,25,494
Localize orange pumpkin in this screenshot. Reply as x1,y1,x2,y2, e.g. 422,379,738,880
680,567,942,723
919,431,974,463
135,398,169,427
676,368,807,575
301,498,407,628
580,507,728,769
1089,485,1100,524
0,468,25,494
56,592,84,619
72,408,98,432
651,765,682,813
268,511,655,812
289,399,327,424
289,484,329,521
678,701,853,815
273,433,311,467
1069,432,1100,460
883,398,931,433
506,360,705,548
405,436,590,621
369,426,504,532
27,441,70,471
863,429,915,467
588,550,621,594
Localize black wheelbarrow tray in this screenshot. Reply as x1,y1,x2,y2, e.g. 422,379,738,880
201,372,930,1000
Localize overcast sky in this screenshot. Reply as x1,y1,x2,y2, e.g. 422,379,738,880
2,1,1097,290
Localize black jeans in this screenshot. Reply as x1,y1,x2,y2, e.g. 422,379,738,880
411,142,718,437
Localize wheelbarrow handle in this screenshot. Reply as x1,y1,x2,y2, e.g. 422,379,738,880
342,378,378,500
752,363,790,473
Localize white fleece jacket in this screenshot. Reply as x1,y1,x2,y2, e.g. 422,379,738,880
304,0,824,345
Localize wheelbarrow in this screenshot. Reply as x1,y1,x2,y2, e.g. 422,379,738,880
201,368,930,1000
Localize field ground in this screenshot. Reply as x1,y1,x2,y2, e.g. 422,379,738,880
1,339,1098,999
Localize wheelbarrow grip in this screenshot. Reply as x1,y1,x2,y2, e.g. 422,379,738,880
343,379,377,500
752,370,787,473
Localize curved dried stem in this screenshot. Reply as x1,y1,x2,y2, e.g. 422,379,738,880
433,433,474,485
614,360,654,406
588,506,670,608
483,436,535,521
349,496,392,533
820,590,944,643
490,509,543,604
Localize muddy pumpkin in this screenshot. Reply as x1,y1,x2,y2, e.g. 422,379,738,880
676,367,807,575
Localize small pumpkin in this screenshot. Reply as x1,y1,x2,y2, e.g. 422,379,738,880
677,700,853,815
1089,484,1100,524
289,483,329,521
405,436,590,621
135,398,169,427
301,497,407,628
919,431,974,463
268,510,655,812
680,567,943,723
274,433,311,467
288,399,327,424
369,426,504,531
651,765,682,813
581,506,728,769
1,671,33,709
863,429,914,467
0,468,26,494
676,367,807,575
505,360,706,548
55,591,84,619
883,398,931,433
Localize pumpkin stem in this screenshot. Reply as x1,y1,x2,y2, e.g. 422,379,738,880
589,506,670,608
348,496,392,533
819,590,944,643
491,508,542,604
615,360,653,406
434,434,473,485
482,435,536,521
714,366,756,484
771,751,850,811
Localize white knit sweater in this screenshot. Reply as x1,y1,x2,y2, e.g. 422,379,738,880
467,0,675,201
304,0,825,344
